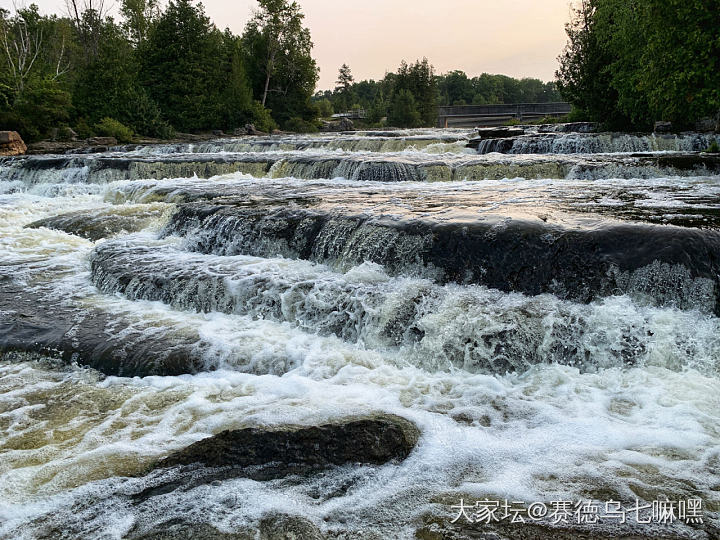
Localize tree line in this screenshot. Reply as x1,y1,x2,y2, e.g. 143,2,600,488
556,0,720,130
0,0,319,142
1,0,567,140
316,62,561,128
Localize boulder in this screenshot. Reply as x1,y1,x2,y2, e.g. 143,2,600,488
27,140,81,154
159,415,419,477
339,117,355,131
654,121,673,133
240,123,268,136
321,118,355,132
131,415,418,504
695,116,716,132
0,130,27,156
475,127,525,139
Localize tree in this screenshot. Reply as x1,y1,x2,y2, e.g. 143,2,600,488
120,0,158,45
140,0,226,131
334,63,354,111
387,89,420,128
242,0,317,109
556,0,719,129
66,0,108,60
0,5,73,140
391,58,437,126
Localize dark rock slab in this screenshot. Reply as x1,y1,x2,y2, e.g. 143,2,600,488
159,415,419,476
26,205,168,241
166,201,720,315
0,280,209,377
132,416,418,503
467,127,524,150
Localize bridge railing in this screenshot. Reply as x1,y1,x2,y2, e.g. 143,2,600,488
332,109,367,120
438,102,571,128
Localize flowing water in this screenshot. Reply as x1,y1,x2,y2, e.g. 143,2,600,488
1,128,719,539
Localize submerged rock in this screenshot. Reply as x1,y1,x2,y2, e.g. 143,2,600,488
124,513,323,540
26,204,169,241
157,415,419,479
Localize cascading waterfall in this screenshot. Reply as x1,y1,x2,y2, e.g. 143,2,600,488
475,131,720,154
1,126,720,539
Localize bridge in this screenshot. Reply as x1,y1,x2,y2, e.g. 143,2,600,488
332,109,367,120
437,102,572,128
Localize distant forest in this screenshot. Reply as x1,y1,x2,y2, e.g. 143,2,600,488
315,62,562,128
0,0,561,141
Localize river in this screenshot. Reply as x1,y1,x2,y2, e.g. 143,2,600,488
0,128,719,539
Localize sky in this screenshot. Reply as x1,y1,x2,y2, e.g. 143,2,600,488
16,0,573,90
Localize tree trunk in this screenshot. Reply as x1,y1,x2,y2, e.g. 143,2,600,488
261,46,277,106
262,70,271,106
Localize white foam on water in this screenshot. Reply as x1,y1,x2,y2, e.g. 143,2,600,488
1,131,720,538
0,359,717,538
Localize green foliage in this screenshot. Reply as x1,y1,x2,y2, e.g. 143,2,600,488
74,118,95,139
95,117,134,142
283,116,318,133
366,93,387,125
12,80,72,142
140,0,224,132
557,0,720,130
316,98,333,118
705,140,720,153
249,100,277,133
387,89,421,128
121,0,158,45
241,0,318,127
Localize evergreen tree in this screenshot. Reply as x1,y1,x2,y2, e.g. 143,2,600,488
334,63,354,112
387,89,420,128
556,0,720,129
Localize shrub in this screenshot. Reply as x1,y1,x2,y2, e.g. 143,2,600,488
704,139,720,153
126,90,175,139
94,117,134,143
74,118,95,139
316,98,333,118
249,101,278,133
283,116,318,133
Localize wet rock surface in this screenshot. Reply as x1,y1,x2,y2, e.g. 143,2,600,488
26,204,169,240
131,416,419,504
164,197,720,314
0,281,208,376
157,415,418,475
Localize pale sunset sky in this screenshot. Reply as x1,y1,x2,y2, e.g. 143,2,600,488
17,0,573,90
